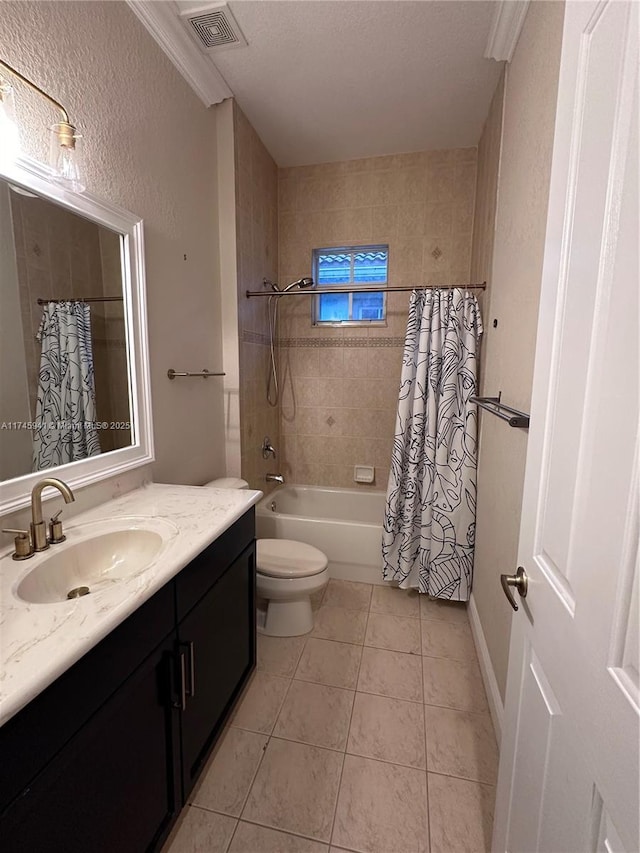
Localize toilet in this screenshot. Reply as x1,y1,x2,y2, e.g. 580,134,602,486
205,479,329,636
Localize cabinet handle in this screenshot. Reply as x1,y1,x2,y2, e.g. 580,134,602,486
173,651,187,711
185,641,196,698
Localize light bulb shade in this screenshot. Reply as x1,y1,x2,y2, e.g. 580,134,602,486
0,80,21,167
49,123,85,192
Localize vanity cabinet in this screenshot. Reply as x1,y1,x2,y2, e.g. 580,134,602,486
0,636,181,853
178,543,255,798
0,509,256,853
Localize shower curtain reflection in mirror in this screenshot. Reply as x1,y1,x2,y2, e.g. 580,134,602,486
32,301,101,469
0,179,133,481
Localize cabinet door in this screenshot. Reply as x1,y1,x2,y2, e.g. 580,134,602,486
0,636,181,853
179,543,256,798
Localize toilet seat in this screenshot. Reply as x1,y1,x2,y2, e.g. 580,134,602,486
257,539,328,579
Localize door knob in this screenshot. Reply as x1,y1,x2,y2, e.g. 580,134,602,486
500,566,528,611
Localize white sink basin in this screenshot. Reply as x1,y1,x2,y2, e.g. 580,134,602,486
15,520,177,604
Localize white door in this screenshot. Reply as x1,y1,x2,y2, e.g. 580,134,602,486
492,2,639,851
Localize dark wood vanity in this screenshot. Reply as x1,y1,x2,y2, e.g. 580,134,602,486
0,509,256,853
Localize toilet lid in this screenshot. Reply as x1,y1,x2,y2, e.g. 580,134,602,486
204,477,249,489
256,539,328,578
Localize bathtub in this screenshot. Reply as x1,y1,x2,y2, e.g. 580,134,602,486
255,485,387,586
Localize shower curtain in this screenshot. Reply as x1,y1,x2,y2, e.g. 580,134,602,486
32,301,101,470
382,288,483,600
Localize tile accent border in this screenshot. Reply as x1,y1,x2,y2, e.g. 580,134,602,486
242,330,270,346
279,336,405,349
241,331,406,348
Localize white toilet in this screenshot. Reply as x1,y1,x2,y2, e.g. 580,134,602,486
205,479,329,636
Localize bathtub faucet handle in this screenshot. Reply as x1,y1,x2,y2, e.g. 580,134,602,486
262,436,277,459
266,473,285,485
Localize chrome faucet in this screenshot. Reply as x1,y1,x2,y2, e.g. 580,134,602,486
265,473,285,485
30,477,75,551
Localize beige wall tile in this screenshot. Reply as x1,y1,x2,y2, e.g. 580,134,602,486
278,179,297,213
371,205,399,241
317,347,344,377
234,104,280,492
277,146,476,489
289,347,320,377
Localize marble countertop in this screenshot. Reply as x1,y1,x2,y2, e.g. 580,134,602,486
0,483,262,727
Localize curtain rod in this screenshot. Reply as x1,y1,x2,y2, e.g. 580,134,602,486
37,296,124,305
245,282,486,298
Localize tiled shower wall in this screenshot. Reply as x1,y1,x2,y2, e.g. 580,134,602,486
233,104,281,492
276,149,478,489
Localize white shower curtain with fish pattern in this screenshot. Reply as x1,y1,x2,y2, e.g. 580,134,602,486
382,288,483,599
32,301,101,470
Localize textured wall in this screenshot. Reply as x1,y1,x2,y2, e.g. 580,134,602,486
471,1,565,701
277,149,477,488
233,103,281,492
0,1,225,493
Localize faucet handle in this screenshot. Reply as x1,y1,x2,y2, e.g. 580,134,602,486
262,436,277,459
49,510,66,545
2,528,34,561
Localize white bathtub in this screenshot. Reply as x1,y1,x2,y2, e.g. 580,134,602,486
255,485,387,585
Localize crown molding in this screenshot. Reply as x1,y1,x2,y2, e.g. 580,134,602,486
485,0,530,62
126,0,232,106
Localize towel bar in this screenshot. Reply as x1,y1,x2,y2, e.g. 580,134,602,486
167,369,225,380
471,394,530,429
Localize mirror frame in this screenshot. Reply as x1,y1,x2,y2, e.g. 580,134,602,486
0,154,154,514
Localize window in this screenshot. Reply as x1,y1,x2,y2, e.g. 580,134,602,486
312,245,388,325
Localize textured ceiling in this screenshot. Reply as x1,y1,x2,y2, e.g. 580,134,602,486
177,0,504,167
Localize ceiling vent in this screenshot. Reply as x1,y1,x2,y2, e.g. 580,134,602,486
181,3,247,53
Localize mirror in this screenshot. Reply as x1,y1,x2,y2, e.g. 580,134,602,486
0,155,153,514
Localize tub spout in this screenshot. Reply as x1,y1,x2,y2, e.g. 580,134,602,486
266,473,285,485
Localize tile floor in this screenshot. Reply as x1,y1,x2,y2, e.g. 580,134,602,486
163,580,497,853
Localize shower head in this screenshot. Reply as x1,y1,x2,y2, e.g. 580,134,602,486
264,277,315,293
282,277,315,292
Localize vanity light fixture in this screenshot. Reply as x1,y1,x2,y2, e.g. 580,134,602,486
0,58,85,192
